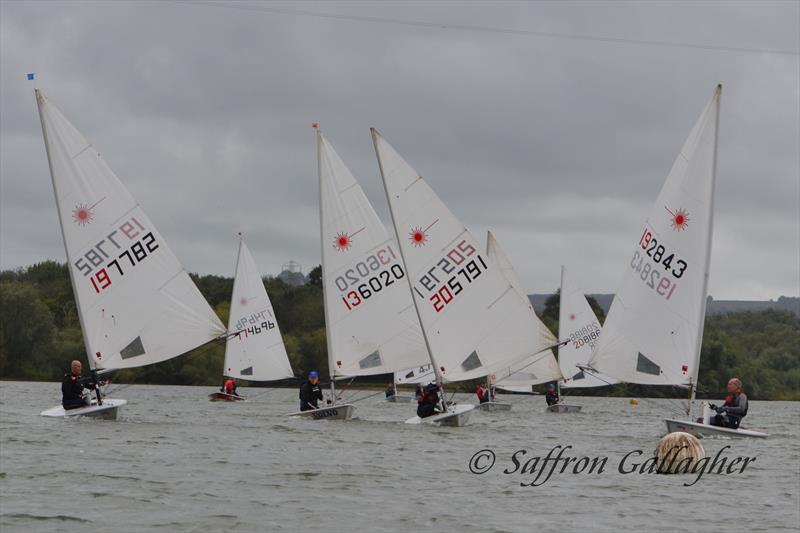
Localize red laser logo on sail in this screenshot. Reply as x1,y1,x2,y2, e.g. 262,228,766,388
71,197,106,227
72,203,94,226
666,206,690,231
333,226,365,252
410,219,439,247
334,232,352,251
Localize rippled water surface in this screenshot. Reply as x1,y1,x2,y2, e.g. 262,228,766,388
1,381,798,532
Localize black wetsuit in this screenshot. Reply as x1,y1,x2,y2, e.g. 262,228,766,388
62,373,90,410
385,387,395,398
299,381,323,411
545,390,559,406
711,393,748,429
417,388,440,418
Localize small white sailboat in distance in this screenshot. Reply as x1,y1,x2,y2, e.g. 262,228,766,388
389,363,434,403
210,235,295,401
585,85,766,438
372,129,565,426
287,127,430,420
548,266,619,413
35,89,226,419
483,231,564,412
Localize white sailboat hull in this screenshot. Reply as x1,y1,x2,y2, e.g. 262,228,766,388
546,403,582,413
477,401,512,412
40,398,126,420
287,404,355,420
405,403,474,426
208,392,245,402
386,395,414,403
664,418,767,439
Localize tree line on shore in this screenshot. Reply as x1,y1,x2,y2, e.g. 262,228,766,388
1,261,797,400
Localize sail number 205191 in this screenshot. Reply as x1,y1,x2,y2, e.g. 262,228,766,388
411,239,488,313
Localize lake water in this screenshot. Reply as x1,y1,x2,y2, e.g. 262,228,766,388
1,381,797,532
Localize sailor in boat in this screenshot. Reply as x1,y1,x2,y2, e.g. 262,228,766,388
61,360,95,410
299,370,324,411
385,383,396,399
475,385,490,404
708,378,749,429
417,382,444,418
221,377,240,397
545,383,559,407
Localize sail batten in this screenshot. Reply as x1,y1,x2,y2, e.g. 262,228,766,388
36,90,226,371
588,86,720,386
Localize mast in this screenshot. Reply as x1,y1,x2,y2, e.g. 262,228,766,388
225,233,245,380
557,264,565,400
35,89,96,371
371,128,446,410
316,126,338,406
688,84,721,418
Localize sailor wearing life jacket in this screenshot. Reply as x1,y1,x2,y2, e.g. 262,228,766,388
417,383,443,418
61,360,93,410
299,370,324,411
709,377,748,429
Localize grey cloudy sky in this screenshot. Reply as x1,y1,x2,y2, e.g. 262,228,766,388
1,0,798,300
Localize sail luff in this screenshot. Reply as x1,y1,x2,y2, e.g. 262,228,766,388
35,89,94,368
371,128,443,385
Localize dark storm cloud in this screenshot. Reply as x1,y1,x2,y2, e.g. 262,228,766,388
1,0,797,299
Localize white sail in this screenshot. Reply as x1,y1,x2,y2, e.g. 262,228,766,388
372,128,557,384
318,129,428,379
223,237,294,381
394,363,434,385
36,90,226,370
589,86,720,386
486,231,562,386
558,266,618,388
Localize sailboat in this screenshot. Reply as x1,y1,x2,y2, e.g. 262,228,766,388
209,235,295,401
35,90,226,419
287,127,430,420
585,85,767,438
390,363,434,403
372,128,564,426
548,266,619,412
482,231,564,412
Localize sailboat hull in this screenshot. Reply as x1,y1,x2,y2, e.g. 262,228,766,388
287,404,355,420
477,401,512,412
40,398,126,420
664,418,767,439
546,403,582,413
405,403,474,426
386,395,414,403
208,392,245,402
